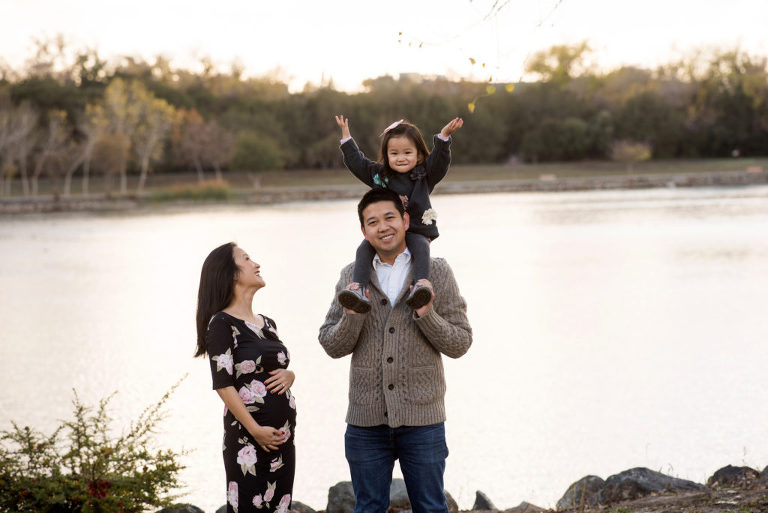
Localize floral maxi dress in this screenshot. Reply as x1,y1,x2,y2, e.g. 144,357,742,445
207,312,297,513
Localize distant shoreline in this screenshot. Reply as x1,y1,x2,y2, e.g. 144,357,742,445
1,169,767,216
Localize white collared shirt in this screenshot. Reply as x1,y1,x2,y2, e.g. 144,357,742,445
373,248,411,306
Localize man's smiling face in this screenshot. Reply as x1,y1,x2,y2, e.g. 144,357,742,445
360,200,410,263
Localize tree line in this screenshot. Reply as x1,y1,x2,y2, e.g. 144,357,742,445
1,39,767,196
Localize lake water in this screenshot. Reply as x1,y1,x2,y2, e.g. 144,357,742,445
1,186,767,512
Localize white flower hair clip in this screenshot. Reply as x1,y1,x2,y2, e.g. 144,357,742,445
380,119,404,136
421,208,438,225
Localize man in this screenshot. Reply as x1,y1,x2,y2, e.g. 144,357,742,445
318,188,472,513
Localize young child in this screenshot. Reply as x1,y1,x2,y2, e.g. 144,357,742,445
335,115,463,313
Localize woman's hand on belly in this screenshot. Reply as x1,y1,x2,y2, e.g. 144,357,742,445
250,424,286,452
265,369,295,395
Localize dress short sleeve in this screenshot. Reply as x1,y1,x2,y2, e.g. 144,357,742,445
207,315,236,390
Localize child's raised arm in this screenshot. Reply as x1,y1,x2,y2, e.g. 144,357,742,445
336,115,381,188
335,115,352,140
423,117,463,191
440,117,463,139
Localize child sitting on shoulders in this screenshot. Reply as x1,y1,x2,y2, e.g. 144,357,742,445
335,115,463,312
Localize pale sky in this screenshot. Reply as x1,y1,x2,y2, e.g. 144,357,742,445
2,0,767,91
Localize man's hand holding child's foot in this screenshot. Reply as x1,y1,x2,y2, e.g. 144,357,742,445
407,279,434,314
338,282,371,314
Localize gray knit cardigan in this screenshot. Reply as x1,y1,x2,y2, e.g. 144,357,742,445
318,257,472,428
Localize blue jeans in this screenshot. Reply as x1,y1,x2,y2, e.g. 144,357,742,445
344,423,449,513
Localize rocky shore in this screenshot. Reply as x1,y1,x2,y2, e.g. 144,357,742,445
2,169,767,215
159,463,768,513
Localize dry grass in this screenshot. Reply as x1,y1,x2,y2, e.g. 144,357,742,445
3,158,767,198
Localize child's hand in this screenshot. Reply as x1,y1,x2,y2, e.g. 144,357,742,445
335,115,351,140
440,117,463,138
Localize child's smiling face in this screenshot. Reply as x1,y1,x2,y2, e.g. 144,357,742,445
386,135,421,174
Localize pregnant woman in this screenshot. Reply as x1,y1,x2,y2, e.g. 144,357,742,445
195,242,296,513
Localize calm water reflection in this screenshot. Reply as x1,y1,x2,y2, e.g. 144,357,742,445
1,186,767,511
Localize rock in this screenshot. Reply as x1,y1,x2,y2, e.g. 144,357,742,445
156,505,204,513
326,481,356,513
706,465,761,488
556,475,605,510
761,465,768,481
325,479,457,513
600,467,706,504
445,490,459,513
392,479,457,512
215,506,226,513
503,502,546,513
390,478,410,509
473,490,497,510
289,500,317,513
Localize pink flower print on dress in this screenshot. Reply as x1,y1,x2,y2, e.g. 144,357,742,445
212,348,234,375
277,351,287,365
238,385,257,405
287,390,296,410
231,326,240,347
252,494,264,508
236,444,258,476
269,455,284,472
249,380,267,398
235,359,256,378
277,494,292,513
264,481,276,502
268,324,278,336
278,420,291,442
228,481,239,512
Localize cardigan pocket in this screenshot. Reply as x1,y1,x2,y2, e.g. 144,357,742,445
349,367,378,405
407,366,445,404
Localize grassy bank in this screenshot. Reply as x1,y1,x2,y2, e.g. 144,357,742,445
256,157,768,187
2,158,767,198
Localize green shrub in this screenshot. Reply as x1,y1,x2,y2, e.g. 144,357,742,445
0,379,187,512
231,131,285,171
611,139,652,172
521,117,590,162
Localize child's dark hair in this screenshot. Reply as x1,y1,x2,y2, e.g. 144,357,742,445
358,188,405,226
378,120,430,181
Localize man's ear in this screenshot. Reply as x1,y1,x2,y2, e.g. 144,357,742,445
403,212,410,231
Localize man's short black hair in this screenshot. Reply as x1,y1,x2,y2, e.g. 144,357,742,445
357,188,405,226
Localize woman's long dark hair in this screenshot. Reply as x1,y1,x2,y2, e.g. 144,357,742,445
378,120,430,182
195,242,238,357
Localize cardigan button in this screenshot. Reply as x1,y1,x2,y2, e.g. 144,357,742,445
388,327,395,333
380,299,388,305
388,384,394,390
386,357,393,363
384,411,388,417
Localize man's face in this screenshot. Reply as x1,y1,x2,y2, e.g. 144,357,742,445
360,200,410,259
